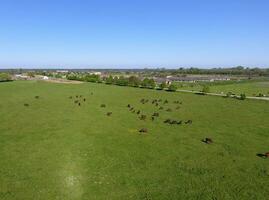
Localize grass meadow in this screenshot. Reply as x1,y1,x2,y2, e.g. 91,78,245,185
0,81,269,200
176,80,269,96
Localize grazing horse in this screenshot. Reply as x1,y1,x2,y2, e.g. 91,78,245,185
83,98,86,102
139,128,148,133
35,96,39,99
107,112,112,116
100,104,106,108
139,115,146,120
24,103,29,107
152,112,159,117
202,138,213,144
257,152,269,158
170,120,178,124
164,119,171,123
177,120,182,125
185,120,192,124
127,104,131,108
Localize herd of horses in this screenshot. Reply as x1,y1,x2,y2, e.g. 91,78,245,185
23,93,269,158
127,98,193,127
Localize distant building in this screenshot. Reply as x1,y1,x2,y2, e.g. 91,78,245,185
89,71,102,75
14,74,29,80
154,75,231,84
56,70,69,73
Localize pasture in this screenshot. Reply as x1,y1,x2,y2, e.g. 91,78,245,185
0,81,269,200
176,80,269,96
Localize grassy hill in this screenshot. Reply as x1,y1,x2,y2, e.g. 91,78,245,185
0,81,269,200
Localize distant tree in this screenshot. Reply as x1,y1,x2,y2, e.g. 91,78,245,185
167,84,177,92
141,78,156,89
27,71,35,78
115,76,128,86
141,78,149,88
112,76,119,84
105,75,113,84
54,74,62,78
84,74,100,82
128,76,140,87
148,78,156,89
67,74,78,80
202,85,210,93
0,73,11,82
159,82,167,90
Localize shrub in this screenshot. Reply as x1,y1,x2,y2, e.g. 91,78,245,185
84,74,100,82
105,75,113,84
226,91,233,97
0,73,12,82
141,78,156,89
239,93,246,100
202,85,210,93
128,76,140,87
167,84,177,92
115,76,128,86
159,82,167,90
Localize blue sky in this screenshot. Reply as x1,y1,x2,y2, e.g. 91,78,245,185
0,0,269,68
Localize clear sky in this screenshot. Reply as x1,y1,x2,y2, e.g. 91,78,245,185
0,0,269,68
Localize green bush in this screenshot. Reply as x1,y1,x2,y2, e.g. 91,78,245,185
105,75,113,84
141,78,156,89
0,73,12,82
128,76,140,87
202,85,210,93
167,84,177,92
226,91,233,97
159,82,167,90
239,93,246,100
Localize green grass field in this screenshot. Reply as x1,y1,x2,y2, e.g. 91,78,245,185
0,81,269,200
176,80,269,96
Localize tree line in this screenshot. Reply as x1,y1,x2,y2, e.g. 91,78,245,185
139,66,269,77
66,74,178,91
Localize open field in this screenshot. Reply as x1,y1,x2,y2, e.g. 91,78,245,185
0,81,269,200
176,80,269,96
